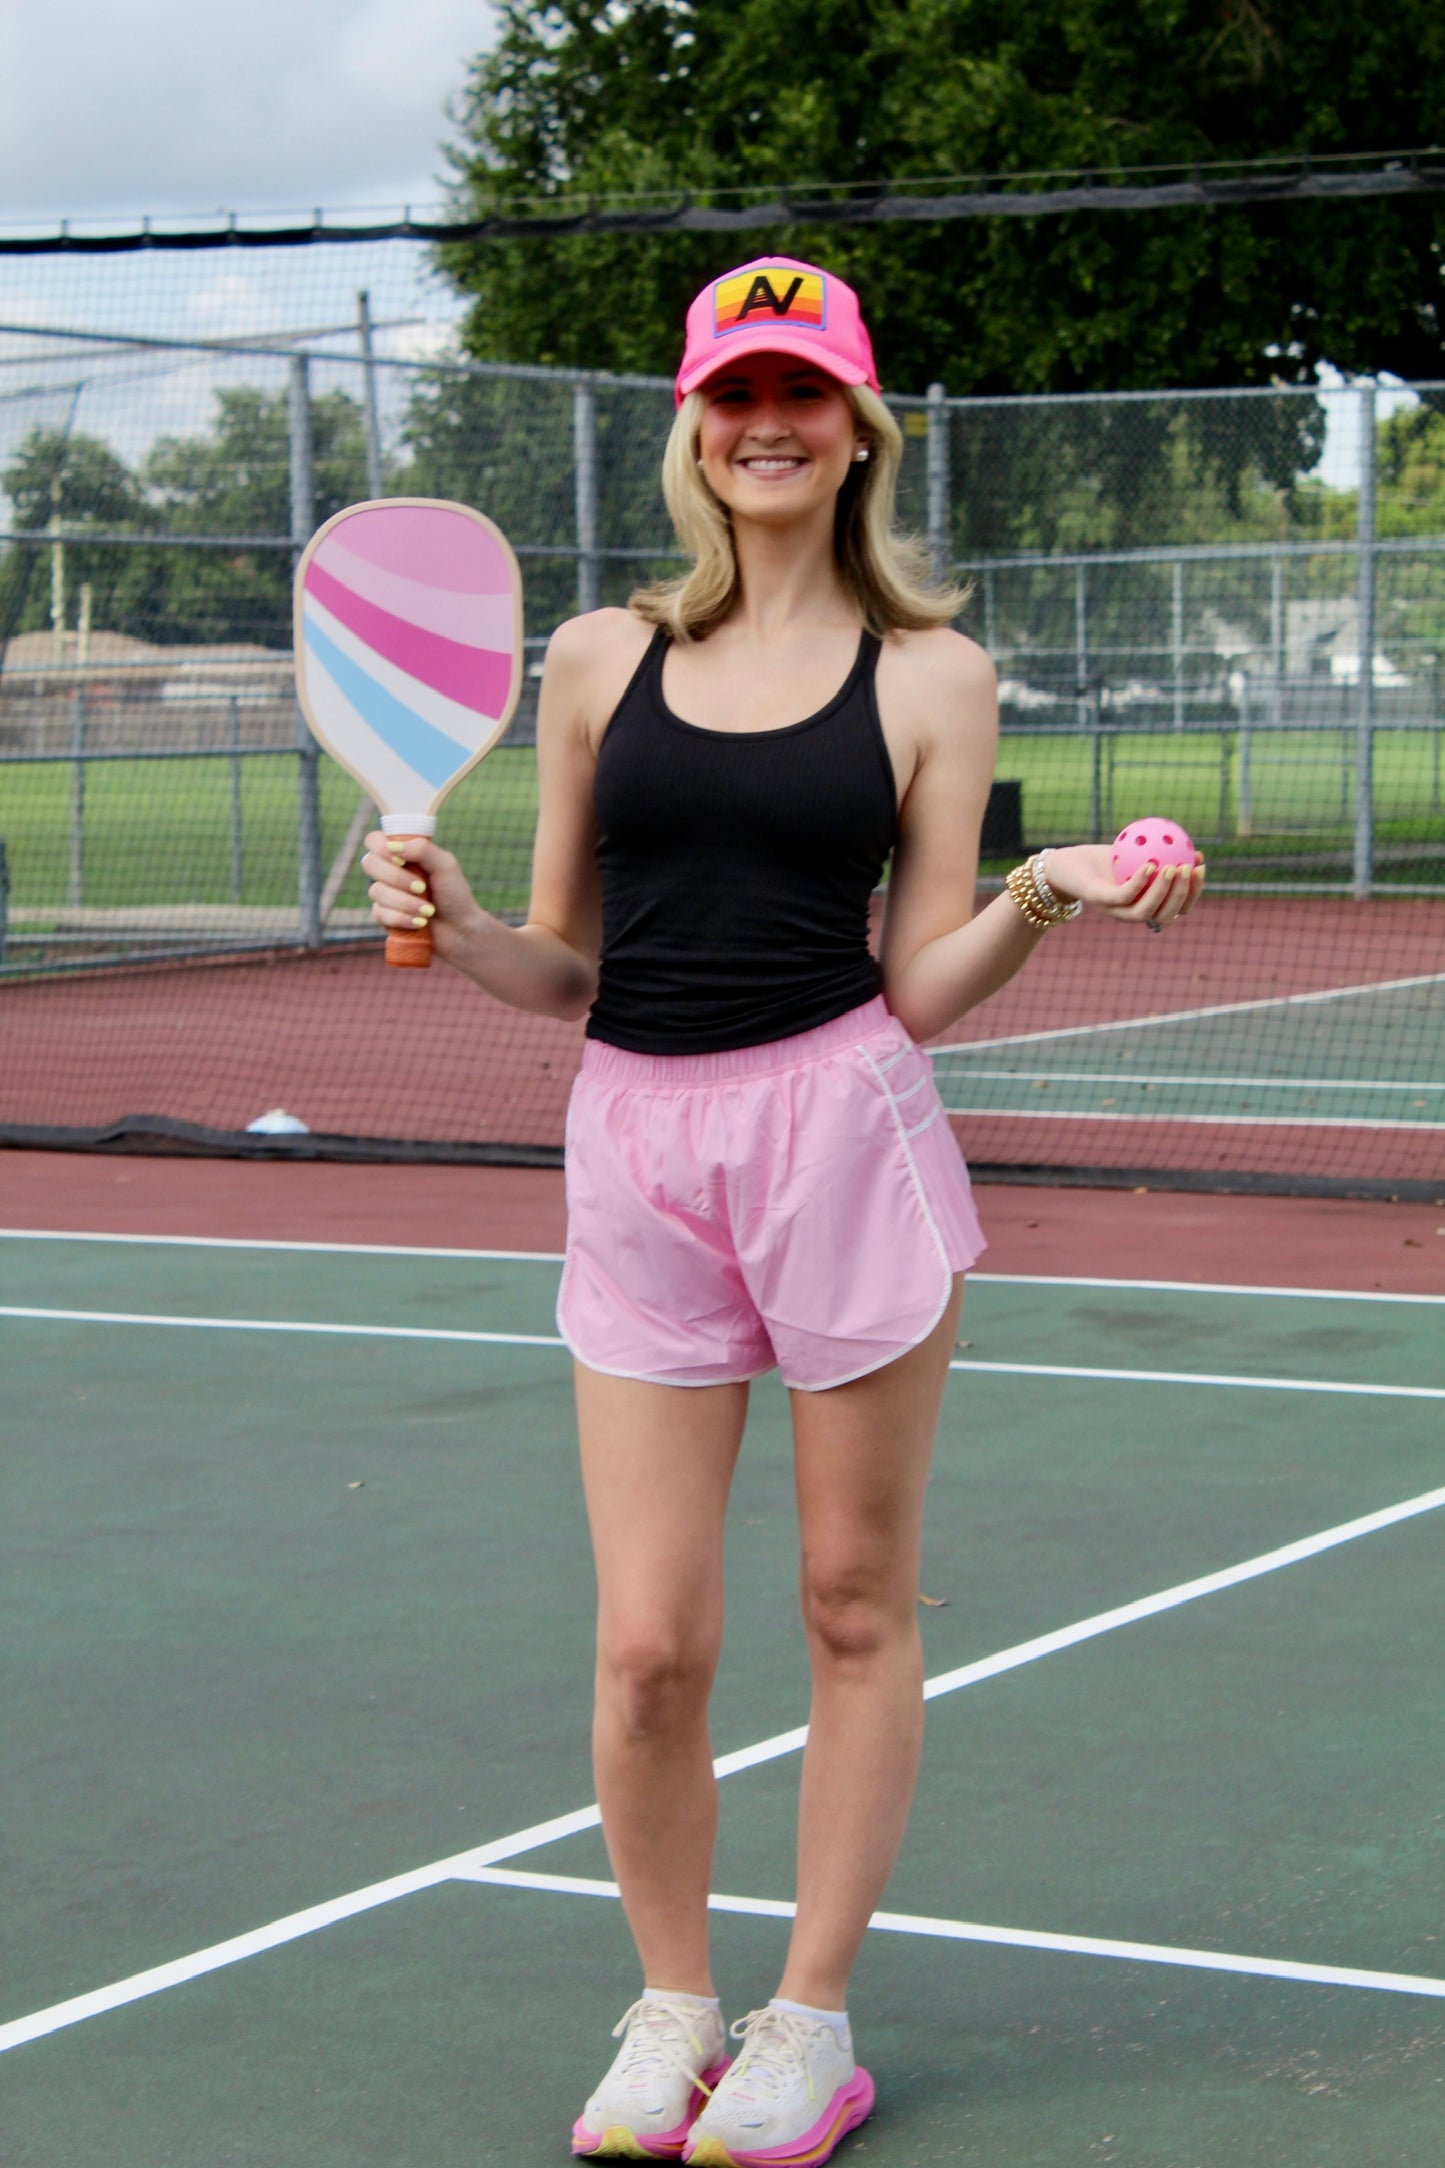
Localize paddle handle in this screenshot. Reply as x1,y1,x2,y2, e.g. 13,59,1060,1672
382,825,434,970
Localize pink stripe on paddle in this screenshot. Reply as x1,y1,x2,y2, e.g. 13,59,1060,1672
328,502,511,594
304,559,514,717
316,532,518,649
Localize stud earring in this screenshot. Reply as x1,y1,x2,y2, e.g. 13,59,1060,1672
853,446,870,462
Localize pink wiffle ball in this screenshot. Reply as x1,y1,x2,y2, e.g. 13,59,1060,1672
1110,817,1199,885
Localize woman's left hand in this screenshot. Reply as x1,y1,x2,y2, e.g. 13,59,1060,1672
1040,845,1206,931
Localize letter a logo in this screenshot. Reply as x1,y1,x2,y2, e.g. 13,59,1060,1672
713,267,828,337
738,273,804,319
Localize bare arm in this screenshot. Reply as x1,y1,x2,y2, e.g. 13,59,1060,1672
361,611,643,1019
878,634,1203,1041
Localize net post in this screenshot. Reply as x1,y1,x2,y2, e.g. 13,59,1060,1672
290,353,324,949
1353,382,1377,900
574,379,599,614
925,381,950,586
356,290,385,500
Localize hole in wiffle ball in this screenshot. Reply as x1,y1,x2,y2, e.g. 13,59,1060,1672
1135,833,1147,845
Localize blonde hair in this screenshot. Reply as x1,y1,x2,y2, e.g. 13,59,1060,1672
630,384,969,641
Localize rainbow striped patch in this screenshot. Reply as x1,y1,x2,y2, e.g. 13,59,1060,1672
712,266,826,337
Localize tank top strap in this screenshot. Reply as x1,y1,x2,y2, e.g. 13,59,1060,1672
637,622,672,711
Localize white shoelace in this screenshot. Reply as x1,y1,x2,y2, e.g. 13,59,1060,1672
724,2006,828,2105
610,1997,720,2098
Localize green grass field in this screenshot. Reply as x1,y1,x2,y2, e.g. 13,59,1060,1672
2,729,1442,932
1,749,541,921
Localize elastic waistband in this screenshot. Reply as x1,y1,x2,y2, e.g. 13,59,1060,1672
580,997,897,1086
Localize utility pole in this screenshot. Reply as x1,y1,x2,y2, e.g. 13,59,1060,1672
49,474,65,666
356,290,385,500
925,383,951,587
1352,383,1378,900
573,381,599,614
289,355,323,947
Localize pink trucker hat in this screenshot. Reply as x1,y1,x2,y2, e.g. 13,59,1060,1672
674,257,880,406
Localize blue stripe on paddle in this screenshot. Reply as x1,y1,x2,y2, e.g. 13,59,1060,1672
304,613,472,792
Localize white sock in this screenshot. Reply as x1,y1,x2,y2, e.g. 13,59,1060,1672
769,1996,851,2048
643,1987,722,2021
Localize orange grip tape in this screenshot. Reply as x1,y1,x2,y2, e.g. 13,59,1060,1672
384,836,433,970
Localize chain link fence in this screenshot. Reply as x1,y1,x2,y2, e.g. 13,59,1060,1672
2,296,1441,971
0,251,1440,1191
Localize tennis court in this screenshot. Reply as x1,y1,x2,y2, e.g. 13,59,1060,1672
5,1219,1443,2167
934,961,1445,1179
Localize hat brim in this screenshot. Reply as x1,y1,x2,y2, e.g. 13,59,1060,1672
675,333,874,406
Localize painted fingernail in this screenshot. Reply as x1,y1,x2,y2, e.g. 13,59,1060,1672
410,879,427,895
418,901,435,918
411,915,429,929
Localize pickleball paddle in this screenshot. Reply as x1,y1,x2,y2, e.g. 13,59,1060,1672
293,498,524,967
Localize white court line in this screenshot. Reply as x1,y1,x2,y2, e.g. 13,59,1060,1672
460,1867,1445,2004
5,1476,1445,2056
0,1307,566,1348
928,967,1445,1056
0,1804,605,2055
3,1235,1440,1308
947,1358,1444,1401
980,1274,1445,1307
936,1107,1443,1132
5,1307,1442,1400
935,1069,1439,1091
0,1229,568,1263
915,1481,1445,1702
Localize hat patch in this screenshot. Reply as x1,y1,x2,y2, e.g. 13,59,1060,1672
713,266,826,338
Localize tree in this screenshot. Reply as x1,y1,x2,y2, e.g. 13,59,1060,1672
439,0,1445,395
0,430,154,644
141,386,368,647
1,390,371,652
394,367,681,631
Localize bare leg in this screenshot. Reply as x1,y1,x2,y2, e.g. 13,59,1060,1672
777,1280,965,2009
573,1363,749,1998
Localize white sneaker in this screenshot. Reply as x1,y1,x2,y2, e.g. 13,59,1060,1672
683,2005,875,2167
573,1992,731,2159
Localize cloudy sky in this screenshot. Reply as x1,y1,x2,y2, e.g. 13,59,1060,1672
0,0,494,223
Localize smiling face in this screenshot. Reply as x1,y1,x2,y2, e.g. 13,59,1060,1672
695,353,865,527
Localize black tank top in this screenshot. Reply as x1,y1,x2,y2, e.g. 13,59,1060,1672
587,625,897,1053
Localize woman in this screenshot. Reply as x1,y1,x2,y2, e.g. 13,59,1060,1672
363,257,1204,2168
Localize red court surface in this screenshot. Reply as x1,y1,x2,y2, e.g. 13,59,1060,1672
3,1149,1442,1295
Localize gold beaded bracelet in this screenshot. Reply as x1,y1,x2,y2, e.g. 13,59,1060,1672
1006,854,1081,930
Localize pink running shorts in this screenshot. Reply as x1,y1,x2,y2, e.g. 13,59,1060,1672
557,997,985,1391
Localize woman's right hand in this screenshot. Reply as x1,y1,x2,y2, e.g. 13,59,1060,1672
360,829,482,953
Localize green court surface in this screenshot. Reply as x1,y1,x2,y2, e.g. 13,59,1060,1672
931,972,1445,1131
4,1231,1444,2167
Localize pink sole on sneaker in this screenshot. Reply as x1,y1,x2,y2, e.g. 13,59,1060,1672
572,2062,732,2159
683,2066,875,2168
